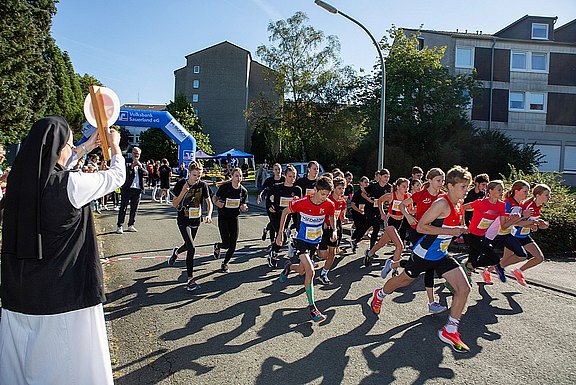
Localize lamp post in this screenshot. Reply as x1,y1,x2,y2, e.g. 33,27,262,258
314,0,385,170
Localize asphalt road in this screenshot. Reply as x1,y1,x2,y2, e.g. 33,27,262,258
98,193,576,385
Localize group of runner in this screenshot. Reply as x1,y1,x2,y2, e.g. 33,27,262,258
166,160,551,353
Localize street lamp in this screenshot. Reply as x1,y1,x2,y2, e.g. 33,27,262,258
314,0,386,170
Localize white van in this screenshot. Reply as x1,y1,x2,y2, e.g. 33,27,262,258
281,162,325,178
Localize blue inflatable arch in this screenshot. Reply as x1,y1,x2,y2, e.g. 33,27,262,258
82,108,196,165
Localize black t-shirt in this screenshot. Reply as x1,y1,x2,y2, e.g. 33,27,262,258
344,184,354,198
159,165,171,184
464,187,486,224
269,184,302,217
261,176,285,208
364,182,392,215
295,177,317,197
351,187,370,212
173,179,211,225
215,182,248,218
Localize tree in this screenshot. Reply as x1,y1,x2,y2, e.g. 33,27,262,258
357,27,540,176
138,128,178,166
253,12,366,164
166,94,213,153
0,0,57,143
76,73,103,97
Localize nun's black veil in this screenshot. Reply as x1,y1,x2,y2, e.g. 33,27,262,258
1,116,71,260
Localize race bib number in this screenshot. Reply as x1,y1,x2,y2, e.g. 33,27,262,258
520,226,531,236
439,238,451,252
391,200,401,212
478,217,494,229
335,210,341,219
305,188,315,197
225,198,240,209
188,207,201,218
305,226,322,241
279,196,292,207
373,200,379,208
359,204,365,211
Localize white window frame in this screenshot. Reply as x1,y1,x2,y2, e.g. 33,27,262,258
193,65,200,74
509,91,547,113
535,144,561,172
192,94,199,103
193,79,199,89
455,46,474,69
564,146,576,173
531,23,549,40
510,51,548,73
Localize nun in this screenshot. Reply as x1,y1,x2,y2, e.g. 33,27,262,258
0,116,125,385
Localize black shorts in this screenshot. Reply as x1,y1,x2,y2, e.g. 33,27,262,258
293,239,318,256
403,253,460,279
318,227,337,250
387,217,402,231
493,234,528,259
517,235,535,247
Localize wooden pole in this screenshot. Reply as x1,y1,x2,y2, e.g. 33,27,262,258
88,86,111,161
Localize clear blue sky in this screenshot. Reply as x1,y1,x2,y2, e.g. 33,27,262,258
51,0,575,105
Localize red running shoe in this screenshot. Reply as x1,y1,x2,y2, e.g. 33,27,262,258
370,288,383,315
481,267,493,285
512,268,527,286
438,326,470,353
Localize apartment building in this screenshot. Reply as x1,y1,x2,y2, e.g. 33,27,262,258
174,41,278,154
405,15,576,184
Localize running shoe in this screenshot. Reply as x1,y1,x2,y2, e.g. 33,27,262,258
494,264,507,283
127,225,138,232
380,258,394,279
318,273,333,285
428,301,448,314
267,250,275,268
261,226,267,241
370,288,383,315
309,305,327,323
511,268,527,286
363,250,373,268
168,247,178,266
221,263,229,273
186,280,200,292
481,267,493,285
460,262,473,285
351,240,358,253
438,326,470,353
279,261,292,283
213,243,221,260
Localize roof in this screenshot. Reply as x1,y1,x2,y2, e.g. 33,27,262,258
184,41,252,60
494,15,557,36
555,19,576,33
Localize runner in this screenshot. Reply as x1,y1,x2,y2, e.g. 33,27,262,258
350,176,370,253
295,161,320,197
276,175,336,322
398,168,446,312
317,177,347,284
499,183,551,286
461,180,521,285
363,177,409,269
370,165,473,353
168,161,213,291
213,168,248,273
353,169,392,252
266,165,301,268
257,163,285,242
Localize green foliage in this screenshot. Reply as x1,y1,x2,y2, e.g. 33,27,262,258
166,94,212,153
138,128,178,166
0,0,57,143
502,165,576,255
252,11,367,163
76,73,103,97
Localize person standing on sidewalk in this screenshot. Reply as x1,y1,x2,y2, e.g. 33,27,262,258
168,161,213,291
0,116,124,385
116,147,147,234
213,168,248,273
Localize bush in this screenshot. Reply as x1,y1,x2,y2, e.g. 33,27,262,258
501,166,576,256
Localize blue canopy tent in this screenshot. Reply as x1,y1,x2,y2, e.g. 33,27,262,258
213,148,256,173
195,149,216,159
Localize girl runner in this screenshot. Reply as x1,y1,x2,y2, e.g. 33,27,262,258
168,161,213,291
499,183,551,286
257,163,285,242
350,176,370,253
213,168,248,273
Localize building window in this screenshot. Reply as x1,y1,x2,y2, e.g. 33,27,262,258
193,65,200,74
535,144,561,172
193,80,199,89
509,91,546,112
192,94,199,103
455,47,473,68
565,146,576,173
511,51,547,72
531,23,549,40
417,37,424,51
